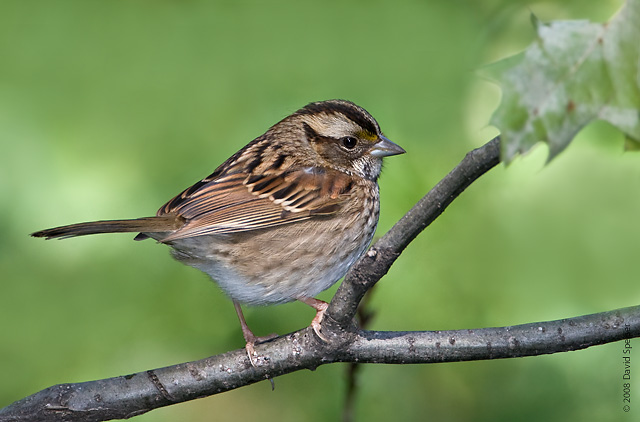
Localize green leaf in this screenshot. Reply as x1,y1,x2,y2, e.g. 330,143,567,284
485,0,640,163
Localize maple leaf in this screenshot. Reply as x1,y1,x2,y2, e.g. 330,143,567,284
485,0,640,162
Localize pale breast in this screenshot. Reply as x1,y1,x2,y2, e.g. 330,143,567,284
168,182,379,305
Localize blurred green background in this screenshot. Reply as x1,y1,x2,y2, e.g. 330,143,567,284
1,0,637,421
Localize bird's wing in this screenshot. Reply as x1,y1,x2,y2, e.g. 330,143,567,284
158,167,354,241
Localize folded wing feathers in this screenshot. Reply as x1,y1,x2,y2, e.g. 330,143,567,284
159,168,352,241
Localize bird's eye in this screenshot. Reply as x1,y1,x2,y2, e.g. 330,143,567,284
341,136,358,150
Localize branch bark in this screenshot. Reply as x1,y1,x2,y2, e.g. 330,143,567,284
3,136,638,422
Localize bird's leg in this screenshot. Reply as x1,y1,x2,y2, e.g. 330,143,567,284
233,301,277,365
297,296,329,342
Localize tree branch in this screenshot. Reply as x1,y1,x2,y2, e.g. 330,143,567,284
3,136,637,422
325,136,501,329
341,306,640,363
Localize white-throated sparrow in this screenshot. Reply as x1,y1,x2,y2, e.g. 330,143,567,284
32,99,405,359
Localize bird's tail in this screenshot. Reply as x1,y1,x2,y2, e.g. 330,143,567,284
31,215,184,240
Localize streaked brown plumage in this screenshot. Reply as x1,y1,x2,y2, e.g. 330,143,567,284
32,99,405,360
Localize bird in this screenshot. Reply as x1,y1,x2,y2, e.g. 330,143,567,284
32,99,405,361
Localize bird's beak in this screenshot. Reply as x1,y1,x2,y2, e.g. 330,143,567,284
370,135,406,157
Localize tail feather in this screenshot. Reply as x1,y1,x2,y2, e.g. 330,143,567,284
31,215,185,240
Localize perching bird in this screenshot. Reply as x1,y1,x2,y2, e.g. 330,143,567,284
32,99,405,360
